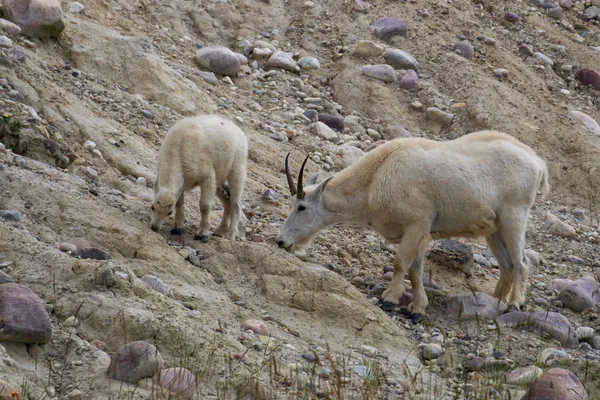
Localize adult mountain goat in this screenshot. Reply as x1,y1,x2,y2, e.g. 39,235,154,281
150,114,248,242
276,130,549,322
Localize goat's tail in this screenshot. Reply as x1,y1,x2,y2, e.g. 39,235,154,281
538,159,550,198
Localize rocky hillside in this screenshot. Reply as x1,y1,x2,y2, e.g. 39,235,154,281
0,0,599,398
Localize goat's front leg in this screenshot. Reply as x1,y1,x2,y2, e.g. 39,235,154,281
170,191,185,235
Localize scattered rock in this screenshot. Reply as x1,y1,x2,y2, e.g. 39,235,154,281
67,389,83,400
523,368,587,400
298,56,320,70
466,356,484,372
242,319,269,336
318,114,345,132
68,2,85,13
335,146,364,169
538,348,570,366
575,68,600,90
506,366,543,386
76,248,112,260
505,12,521,22
8,46,28,62
454,41,474,59
556,276,600,312
519,44,534,57
371,17,407,39
267,51,298,71
107,341,165,384
446,292,505,319
353,40,384,57
362,64,397,82
261,189,279,202
559,0,572,7
0,36,13,48
496,311,578,348
141,275,173,297
3,0,65,39
0,210,21,222
399,69,419,91
195,45,240,76
312,122,338,141
571,110,600,136
544,214,576,238
422,343,444,360
548,7,563,19
351,276,365,288
384,48,419,70
426,107,454,127
0,18,22,36
64,316,80,328
533,52,554,66
153,367,196,397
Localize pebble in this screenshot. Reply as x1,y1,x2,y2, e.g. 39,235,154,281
353,40,384,57
195,45,240,76
301,352,317,362
362,64,397,82
533,297,549,306
559,0,572,7
568,255,585,265
504,12,520,22
141,275,173,297
474,254,490,268
318,114,345,132
399,69,419,91
68,2,85,13
261,189,279,202
426,107,454,126
0,142,5,153
548,7,563,19
335,146,364,169
525,249,541,267
519,44,534,57
14,156,27,168
0,36,12,48
137,177,147,186
575,68,600,90
153,367,195,396
107,341,164,383
267,51,298,71
76,248,111,260
67,389,83,400
141,110,152,118
523,368,586,399
196,71,218,84
83,140,96,151
359,345,380,357
422,343,444,360
466,356,484,372
242,319,269,336
59,242,77,253
571,110,600,136
586,6,600,18
298,56,320,70
312,122,338,141
0,18,21,36
454,41,474,59
64,316,80,328
8,46,28,62
533,52,554,66
0,210,21,222
351,276,365,288
383,49,419,71
371,17,408,39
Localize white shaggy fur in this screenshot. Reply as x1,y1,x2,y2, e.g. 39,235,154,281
276,130,549,320
151,114,248,242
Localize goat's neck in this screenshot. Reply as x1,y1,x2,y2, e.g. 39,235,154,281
321,182,370,227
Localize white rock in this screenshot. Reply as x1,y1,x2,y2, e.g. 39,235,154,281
422,343,444,359
312,122,338,142
64,316,80,328
83,140,96,151
68,2,85,13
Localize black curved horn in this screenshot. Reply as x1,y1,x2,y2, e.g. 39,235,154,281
285,153,297,196
296,155,310,199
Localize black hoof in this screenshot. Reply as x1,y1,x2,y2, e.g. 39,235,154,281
411,313,423,324
170,228,183,235
507,304,519,313
194,234,209,242
380,301,396,311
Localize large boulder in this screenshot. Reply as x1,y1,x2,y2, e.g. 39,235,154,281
0,283,52,344
522,368,587,400
3,0,65,39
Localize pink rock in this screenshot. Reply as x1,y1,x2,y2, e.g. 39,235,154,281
575,68,600,90
3,0,65,39
497,311,578,348
107,341,164,383
523,368,587,399
454,41,474,59
362,64,396,82
371,17,407,39
571,110,600,136
399,69,419,91
153,367,196,397
557,276,600,312
241,319,269,336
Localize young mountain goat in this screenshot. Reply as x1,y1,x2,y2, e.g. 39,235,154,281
276,130,549,323
150,114,248,242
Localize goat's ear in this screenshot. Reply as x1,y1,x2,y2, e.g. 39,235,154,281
313,176,333,198
307,171,320,186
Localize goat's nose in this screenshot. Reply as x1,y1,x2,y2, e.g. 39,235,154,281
276,240,285,248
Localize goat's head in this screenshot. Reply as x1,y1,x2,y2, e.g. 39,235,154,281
276,153,333,252
150,189,176,231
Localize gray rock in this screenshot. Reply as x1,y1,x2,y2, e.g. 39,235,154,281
141,275,173,297
0,18,22,36
454,41,474,59
586,6,599,18
8,46,28,62
557,276,600,312
519,44,534,57
68,2,85,13
107,341,164,383
153,367,195,396
592,335,600,350
267,51,298,71
3,0,65,39
422,343,444,359
544,214,576,238
399,69,419,91
335,146,364,169
0,210,21,222
446,292,506,319
497,311,578,348
76,248,112,260
426,107,454,126
371,17,407,39
312,122,338,141
548,7,563,19
261,189,279,202
505,366,543,386
559,0,572,8
0,36,13,48
465,356,484,372
504,12,520,22
384,49,419,70
362,64,397,82
533,52,554,66
318,114,345,132
0,283,53,344
195,45,240,76
298,56,320,70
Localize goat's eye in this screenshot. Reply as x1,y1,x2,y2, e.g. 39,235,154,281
151,205,155,211
298,205,306,211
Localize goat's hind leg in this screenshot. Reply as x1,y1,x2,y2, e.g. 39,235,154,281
194,175,216,243
486,231,513,306
170,191,185,235
499,212,530,312
222,164,246,241
214,184,232,238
